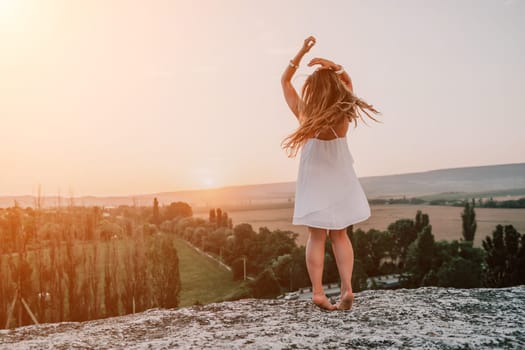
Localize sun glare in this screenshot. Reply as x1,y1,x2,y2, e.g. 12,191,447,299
0,0,17,16
201,177,215,189
0,0,24,29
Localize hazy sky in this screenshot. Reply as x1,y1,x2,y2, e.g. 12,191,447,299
1,0,524,196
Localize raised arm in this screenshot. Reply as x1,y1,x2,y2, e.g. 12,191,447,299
281,36,316,119
307,57,354,93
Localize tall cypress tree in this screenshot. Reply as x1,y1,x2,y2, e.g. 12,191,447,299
209,208,216,225
461,199,477,242
147,235,181,308
216,208,223,228
152,198,160,227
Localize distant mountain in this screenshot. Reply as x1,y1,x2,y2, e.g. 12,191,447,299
1,163,524,209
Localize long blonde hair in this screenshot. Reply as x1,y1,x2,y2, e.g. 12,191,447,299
281,69,380,157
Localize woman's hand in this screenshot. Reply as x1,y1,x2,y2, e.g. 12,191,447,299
301,36,316,54
307,57,341,71
309,57,353,92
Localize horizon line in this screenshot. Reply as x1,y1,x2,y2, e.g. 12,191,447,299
1,161,523,198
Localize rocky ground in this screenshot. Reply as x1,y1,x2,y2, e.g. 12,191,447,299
1,286,524,349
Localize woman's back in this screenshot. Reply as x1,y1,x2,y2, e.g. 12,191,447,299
306,118,349,140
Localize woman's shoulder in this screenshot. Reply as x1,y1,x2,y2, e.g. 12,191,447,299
332,119,350,137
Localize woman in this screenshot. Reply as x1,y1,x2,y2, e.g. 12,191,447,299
281,36,380,311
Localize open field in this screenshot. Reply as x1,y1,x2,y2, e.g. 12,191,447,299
196,204,525,247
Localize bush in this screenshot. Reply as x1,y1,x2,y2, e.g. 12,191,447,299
436,257,482,288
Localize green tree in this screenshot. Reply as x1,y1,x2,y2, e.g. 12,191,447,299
348,229,372,273
103,242,120,317
121,237,150,315
414,210,429,233
86,243,101,320
152,197,161,227
84,210,96,240
0,249,10,328
388,218,417,269
222,212,228,228
147,235,181,308
6,208,35,327
432,239,483,288
230,223,256,261
164,202,193,220
216,208,223,228
436,256,481,288
248,228,297,275
250,268,281,298
204,227,229,255
7,253,33,327
64,234,83,321
209,208,216,225
482,224,524,287
351,259,368,292
271,254,293,291
432,240,484,288
461,199,477,242
348,228,393,277
405,225,436,286
231,258,246,281
289,247,310,291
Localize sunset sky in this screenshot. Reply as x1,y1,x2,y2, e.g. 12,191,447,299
1,0,524,196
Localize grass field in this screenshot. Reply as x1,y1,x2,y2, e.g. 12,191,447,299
196,204,525,247
174,237,243,307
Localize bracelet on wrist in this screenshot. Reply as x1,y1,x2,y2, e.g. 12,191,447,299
334,66,345,75
289,60,299,69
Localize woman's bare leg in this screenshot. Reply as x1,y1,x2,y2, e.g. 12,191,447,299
306,227,335,310
329,228,355,310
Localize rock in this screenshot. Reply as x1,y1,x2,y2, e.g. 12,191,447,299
0,286,524,349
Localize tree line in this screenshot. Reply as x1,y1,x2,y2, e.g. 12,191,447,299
368,196,525,208
350,200,524,289
170,200,525,298
0,202,181,329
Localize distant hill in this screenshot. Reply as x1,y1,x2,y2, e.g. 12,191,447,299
359,162,525,198
1,162,524,209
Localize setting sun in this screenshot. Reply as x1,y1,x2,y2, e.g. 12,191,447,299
201,177,215,189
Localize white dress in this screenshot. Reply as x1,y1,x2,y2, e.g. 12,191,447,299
292,127,371,230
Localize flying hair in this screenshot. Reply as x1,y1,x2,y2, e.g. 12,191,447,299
281,69,381,157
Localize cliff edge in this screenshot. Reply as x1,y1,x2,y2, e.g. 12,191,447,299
1,286,524,349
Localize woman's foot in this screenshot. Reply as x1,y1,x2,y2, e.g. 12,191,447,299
336,291,354,311
312,293,336,311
